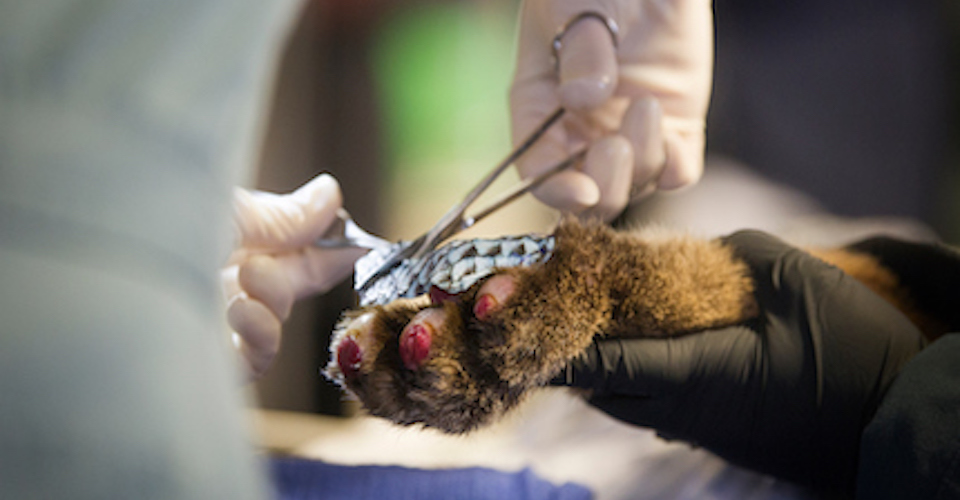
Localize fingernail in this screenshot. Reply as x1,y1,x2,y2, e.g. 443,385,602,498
473,294,499,320
559,77,615,111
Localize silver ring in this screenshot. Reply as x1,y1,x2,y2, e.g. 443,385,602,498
551,11,620,74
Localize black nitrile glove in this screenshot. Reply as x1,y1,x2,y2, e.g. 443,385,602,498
553,230,926,495
847,236,960,335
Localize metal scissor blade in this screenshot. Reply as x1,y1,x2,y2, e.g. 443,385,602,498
407,107,567,260
345,106,577,302
353,148,584,296
353,238,416,294
315,209,392,250
354,235,422,293
465,148,586,227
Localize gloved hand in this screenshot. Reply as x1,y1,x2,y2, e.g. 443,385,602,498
553,231,926,494
510,0,713,220
223,174,365,378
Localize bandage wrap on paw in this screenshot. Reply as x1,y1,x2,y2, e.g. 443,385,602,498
355,235,556,306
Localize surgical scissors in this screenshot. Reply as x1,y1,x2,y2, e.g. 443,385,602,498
316,106,583,295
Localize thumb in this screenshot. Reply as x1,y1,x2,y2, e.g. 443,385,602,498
557,338,677,398
233,173,343,251
561,329,762,434
559,327,760,398
555,338,696,430
556,15,619,112
275,245,368,299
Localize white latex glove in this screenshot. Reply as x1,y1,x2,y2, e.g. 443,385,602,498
510,0,714,220
222,174,366,378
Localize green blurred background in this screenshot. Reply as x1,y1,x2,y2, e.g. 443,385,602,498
252,0,553,415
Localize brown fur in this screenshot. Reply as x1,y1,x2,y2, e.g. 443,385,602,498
809,248,949,339
326,219,933,434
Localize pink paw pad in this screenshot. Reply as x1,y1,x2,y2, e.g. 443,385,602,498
337,337,362,378
400,323,432,370
473,294,498,320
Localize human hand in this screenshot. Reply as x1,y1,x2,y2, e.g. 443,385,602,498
553,231,926,494
223,174,366,378
510,0,714,220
